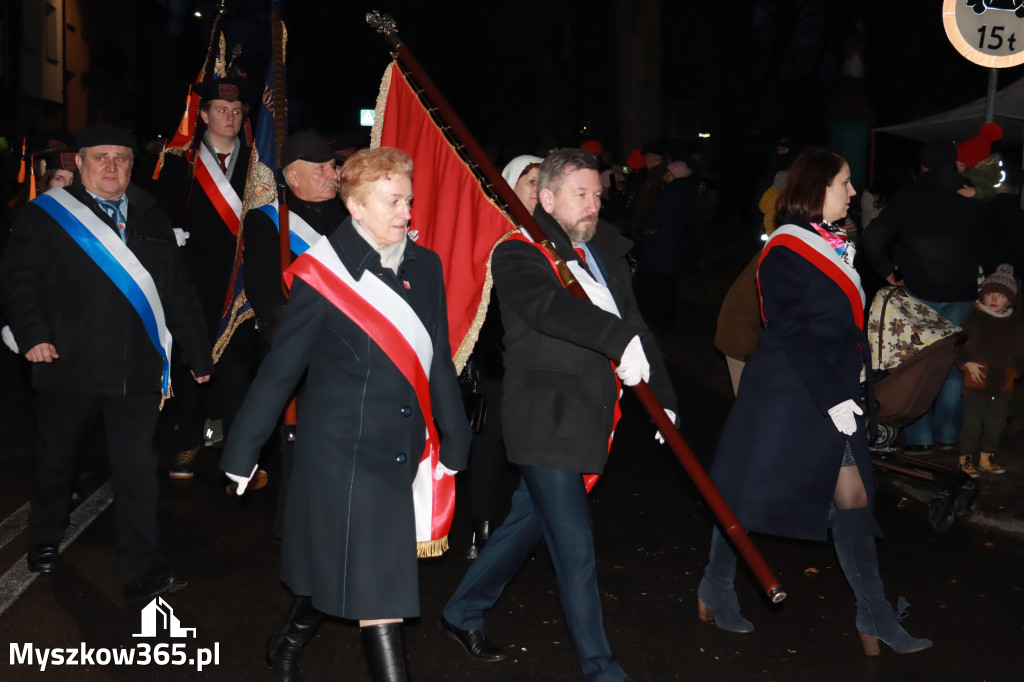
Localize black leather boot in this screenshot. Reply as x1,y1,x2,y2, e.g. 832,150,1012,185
467,519,491,559
360,622,410,681
265,596,327,682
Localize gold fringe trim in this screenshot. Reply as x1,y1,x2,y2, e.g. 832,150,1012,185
417,535,449,558
369,62,393,149
452,229,517,373
211,291,254,364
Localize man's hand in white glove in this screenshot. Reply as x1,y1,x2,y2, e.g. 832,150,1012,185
173,228,190,247
655,409,677,444
827,399,863,436
615,335,650,386
226,464,259,496
434,462,458,480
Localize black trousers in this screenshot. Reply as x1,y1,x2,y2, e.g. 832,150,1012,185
29,389,165,583
171,322,256,452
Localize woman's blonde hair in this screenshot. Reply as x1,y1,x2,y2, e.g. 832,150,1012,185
339,147,414,205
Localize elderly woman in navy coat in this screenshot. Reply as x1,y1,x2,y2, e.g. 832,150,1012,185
698,148,932,656
221,147,470,681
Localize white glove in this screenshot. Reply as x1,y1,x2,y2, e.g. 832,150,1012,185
173,228,190,247
615,335,650,386
655,409,676,444
433,462,458,480
226,464,258,496
2,325,18,354
827,399,863,436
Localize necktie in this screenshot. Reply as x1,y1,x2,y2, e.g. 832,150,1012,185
216,152,229,173
574,247,588,266
98,199,126,243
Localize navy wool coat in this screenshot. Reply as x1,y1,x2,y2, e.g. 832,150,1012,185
709,221,876,542
221,219,470,619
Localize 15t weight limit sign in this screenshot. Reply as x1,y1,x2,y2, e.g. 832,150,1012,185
945,0,1024,67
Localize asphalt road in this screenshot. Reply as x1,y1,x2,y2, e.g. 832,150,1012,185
1,295,1022,682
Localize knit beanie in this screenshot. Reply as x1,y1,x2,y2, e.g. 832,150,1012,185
957,123,1002,168
980,263,1018,300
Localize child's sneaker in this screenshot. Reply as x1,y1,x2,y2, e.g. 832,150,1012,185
977,452,1006,474
959,454,981,478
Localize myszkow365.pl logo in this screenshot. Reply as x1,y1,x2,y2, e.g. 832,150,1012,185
9,596,220,672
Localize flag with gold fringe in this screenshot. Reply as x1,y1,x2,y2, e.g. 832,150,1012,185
370,60,517,556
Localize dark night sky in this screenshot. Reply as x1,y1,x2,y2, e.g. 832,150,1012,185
73,1,1024,190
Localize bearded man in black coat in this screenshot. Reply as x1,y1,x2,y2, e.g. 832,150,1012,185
440,148,676,682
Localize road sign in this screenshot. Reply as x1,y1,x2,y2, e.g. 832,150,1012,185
944,0,1024,67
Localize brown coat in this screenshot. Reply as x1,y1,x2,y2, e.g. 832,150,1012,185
714,253,762,360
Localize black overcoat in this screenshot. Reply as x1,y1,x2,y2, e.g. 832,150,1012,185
221,219,470,619
0,184,212,395
156,144,252,338
709,221,876,542
495,207,676,473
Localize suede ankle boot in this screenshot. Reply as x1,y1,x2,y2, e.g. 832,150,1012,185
361,622,410,681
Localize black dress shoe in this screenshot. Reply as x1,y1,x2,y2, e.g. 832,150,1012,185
439,616,507,662
27,544,59,573
124,572,188,600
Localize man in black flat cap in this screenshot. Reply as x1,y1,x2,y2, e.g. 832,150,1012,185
156,76,258,480
0,125,212,600
240,130,345,538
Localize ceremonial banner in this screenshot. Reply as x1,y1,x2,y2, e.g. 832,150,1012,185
213,49,287,362
371,61,516,370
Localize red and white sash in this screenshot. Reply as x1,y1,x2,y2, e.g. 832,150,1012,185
193,145,242,235
759,224,866,330
284,238,452,551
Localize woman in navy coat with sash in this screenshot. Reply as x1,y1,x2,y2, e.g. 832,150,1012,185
221,148,470,681
698,149,932,656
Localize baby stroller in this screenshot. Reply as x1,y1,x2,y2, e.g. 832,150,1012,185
865,286,980,532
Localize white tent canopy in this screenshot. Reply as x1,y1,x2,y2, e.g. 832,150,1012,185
874,76,1024,145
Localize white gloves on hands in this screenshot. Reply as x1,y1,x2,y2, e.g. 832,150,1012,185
655,409,676,444
616,335,650,386
226,464,258,496
173,228,190,247
434,462,457,480
827,399,863,436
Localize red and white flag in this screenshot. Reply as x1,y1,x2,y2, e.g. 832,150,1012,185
370,61,516,555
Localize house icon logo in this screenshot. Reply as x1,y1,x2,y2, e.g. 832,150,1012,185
132,596,196,638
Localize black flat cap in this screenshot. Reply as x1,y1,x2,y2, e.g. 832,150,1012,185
77,125,135,149
281,130,333,167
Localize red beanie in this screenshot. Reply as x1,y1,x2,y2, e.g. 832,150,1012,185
957,123,1002,168
626,147,645,170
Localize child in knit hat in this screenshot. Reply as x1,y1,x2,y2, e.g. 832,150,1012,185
956,264,1024,476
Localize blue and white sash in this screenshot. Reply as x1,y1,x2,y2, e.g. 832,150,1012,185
34,188,173,396
256,203,324,256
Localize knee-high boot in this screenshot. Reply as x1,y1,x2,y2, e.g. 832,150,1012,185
360,622,410,682
697,526,754,633
831,507,933,655
265,595,327,682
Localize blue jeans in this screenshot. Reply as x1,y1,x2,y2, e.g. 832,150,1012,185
443,465,628,682
902,294,975,446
